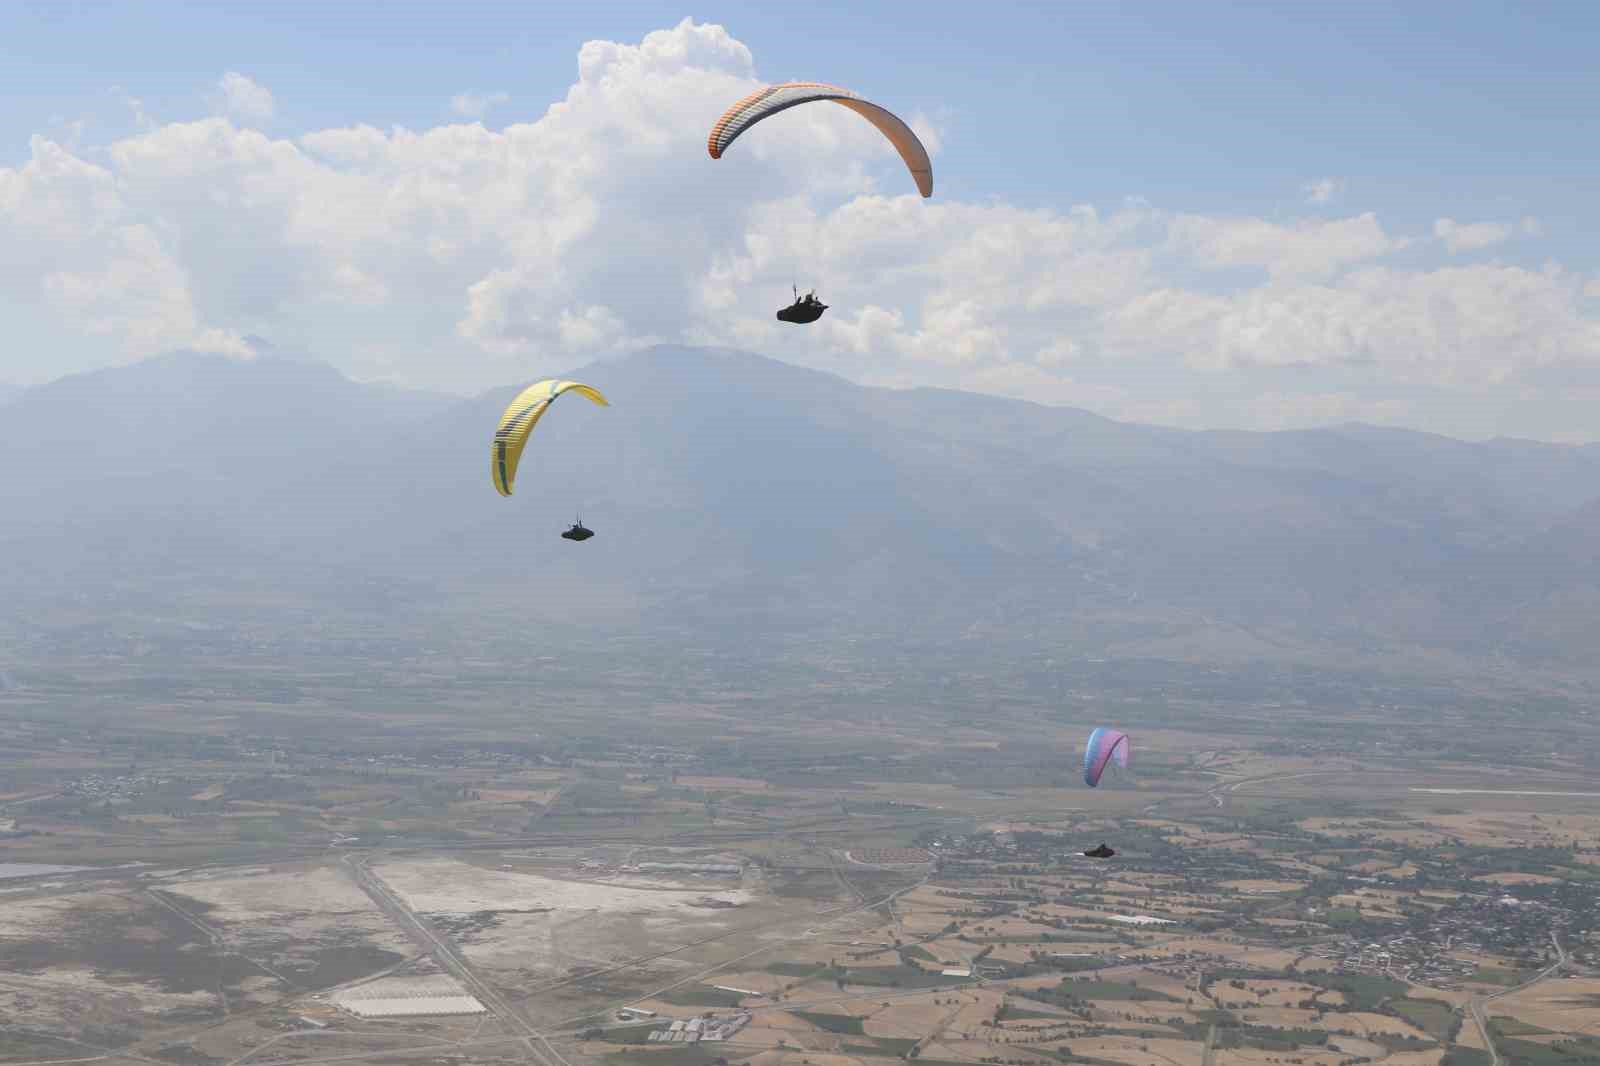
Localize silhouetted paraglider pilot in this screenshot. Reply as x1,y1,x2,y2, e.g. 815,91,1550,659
562,518,594,542
777,285,827,324
1083,843,1115,859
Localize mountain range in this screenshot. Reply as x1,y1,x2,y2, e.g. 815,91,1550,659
2,345,1598,681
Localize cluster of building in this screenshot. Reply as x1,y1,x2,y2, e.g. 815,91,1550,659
62,771,173,800
1144,950,1241,982
1308,934,1480,989
237,745,289,762
645,1011,753,1043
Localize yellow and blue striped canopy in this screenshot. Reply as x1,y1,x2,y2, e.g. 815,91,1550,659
490,378,609,497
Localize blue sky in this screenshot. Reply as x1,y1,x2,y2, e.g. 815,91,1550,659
9,1,1594,217
2,1,1598,439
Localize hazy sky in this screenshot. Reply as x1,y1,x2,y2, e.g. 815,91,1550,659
3,1,1597,440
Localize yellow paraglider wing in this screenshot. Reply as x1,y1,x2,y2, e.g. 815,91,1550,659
708,82,933,198
490,379,609,497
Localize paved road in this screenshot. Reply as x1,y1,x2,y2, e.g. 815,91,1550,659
1468,930,1569,1066
342,854,572,1066
1200,1023,1218,1066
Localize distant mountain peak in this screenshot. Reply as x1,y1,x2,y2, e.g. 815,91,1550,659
6,341,1600,670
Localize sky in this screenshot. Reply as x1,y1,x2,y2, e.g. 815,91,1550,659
2,0,1598,441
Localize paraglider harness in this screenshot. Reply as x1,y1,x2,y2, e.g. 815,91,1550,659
776,285,828,324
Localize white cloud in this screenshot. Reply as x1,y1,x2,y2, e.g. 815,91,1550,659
929,360,1131,411
42,224,228,354
1,19,1597,436
0,135,247,364
1435,217,1510,253
110,86,152,129
1433,216,1542,254
1303,178,1343,204
909,114,943,158
214,72,275,124
1241,390,1411,431
1168,211,1404,279
48,114,90,147
1112,264,1600,384
451,90,510,118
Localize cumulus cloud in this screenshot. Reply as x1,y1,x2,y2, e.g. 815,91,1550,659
1167,211,1404,279
110,86,153,129
1434,218,1510,253
1112,264,1600,384
1303,177,1343,204
214,72,275,123
1433,216,1543,254
450,90,510,118
1,18,1597,435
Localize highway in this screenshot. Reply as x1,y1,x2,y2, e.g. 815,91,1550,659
341,854,572,1066
1467,930,1569,1066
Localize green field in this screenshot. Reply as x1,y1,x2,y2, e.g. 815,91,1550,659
1492,1035,1600,1066
842,1037,921,1057
1303,972,1408,1011
791,1011,867,1036
654,984,747,1008
838,964,971,989
1056,979,1179,1003
1392,997,1458,1040
1474,966,1530,987
1002,1005,1072,1021
604,1047,722,1066
1442,1046,1492,1066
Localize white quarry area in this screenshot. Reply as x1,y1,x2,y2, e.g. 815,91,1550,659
373,858,752,914
331,974,486,1018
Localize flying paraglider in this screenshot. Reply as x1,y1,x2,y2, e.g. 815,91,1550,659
707,82,934,198
1083,727,1129,788
490,378,610,499
562,519,595,542
1083,843,1116,859
777,286,828,324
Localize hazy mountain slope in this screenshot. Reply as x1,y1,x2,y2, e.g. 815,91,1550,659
0,352,458,600
3,344,1598,665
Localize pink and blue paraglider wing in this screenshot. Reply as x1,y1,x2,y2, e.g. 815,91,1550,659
1083,727,1129,787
